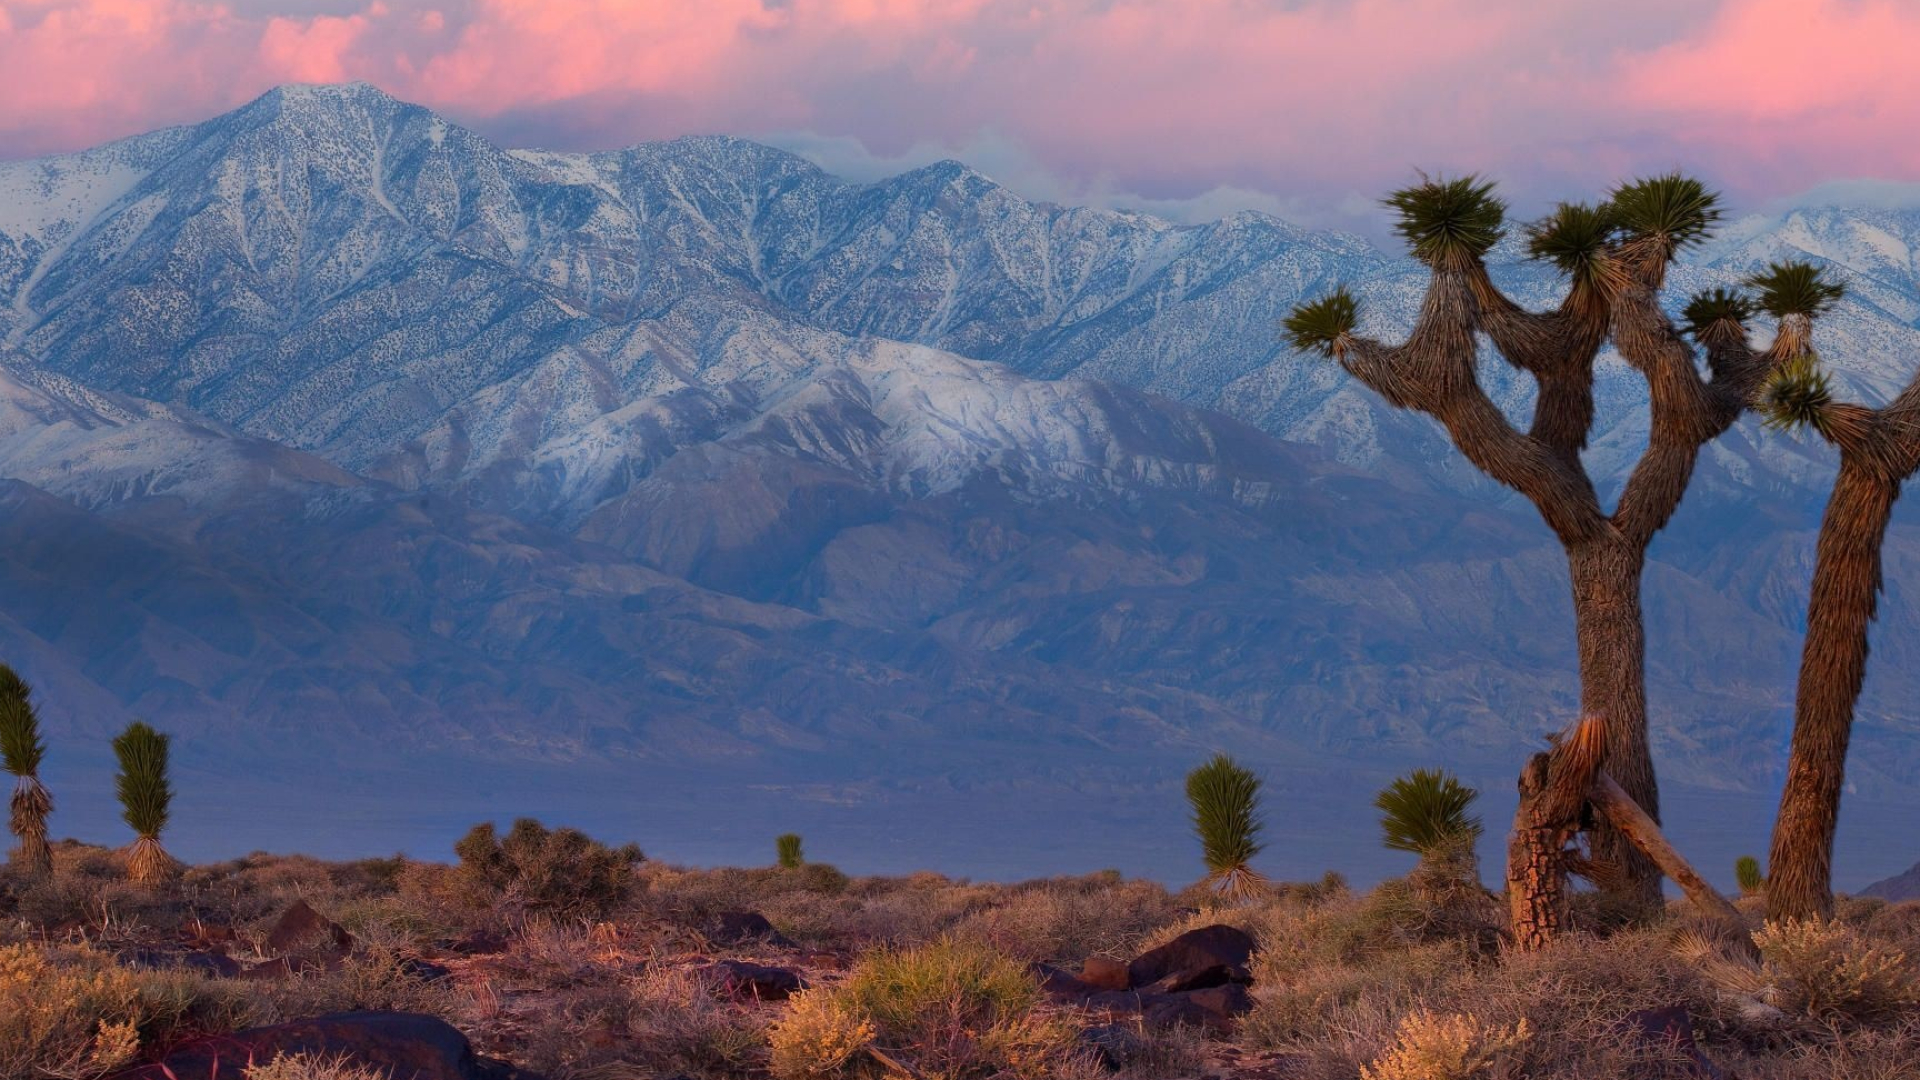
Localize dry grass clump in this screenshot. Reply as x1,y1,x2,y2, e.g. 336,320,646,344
246,1051,395,1080
0,942,247,1080
767,936,1087,1079
1359,1010,1530,1080
510,965,771,1079
945,873,1176,963
241,948,469,1027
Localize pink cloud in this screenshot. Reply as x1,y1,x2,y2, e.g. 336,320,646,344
0,0,1913,218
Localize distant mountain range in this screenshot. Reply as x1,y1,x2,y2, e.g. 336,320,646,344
2,84,1916,878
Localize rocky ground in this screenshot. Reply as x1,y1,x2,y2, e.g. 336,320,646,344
3,835,1918,1080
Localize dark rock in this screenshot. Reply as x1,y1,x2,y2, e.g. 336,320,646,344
1622,1006,1726,1080
400,957,456,983
1077,1023,1149,1070
1031,962,1096,998
1185,983,1254,1025
441,929,509,956
1151,962,1238,994
707,911,794,948
109,1011,537,1080
239,953,346,981
266,900,354,957
1079,956,1131,991
1127,925,1254,989
699,959,809,1000
117,947,242,979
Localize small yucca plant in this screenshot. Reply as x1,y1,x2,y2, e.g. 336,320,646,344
113,722,180,885
1186,753,1267,901
1376,768,1483,863
776,832,805,869
1735,855,1765,896
0,664,53,877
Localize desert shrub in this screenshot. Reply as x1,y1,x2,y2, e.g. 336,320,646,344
241,948,466,1026
1753,919,1919,1025
767,937,1082,1079
1736,856,1765,896
453,818,641,919
515,965,769,1079
777,833,805,869
247,1051,394,1080
1375,770,1483,893
947,875,1176,963
1360,1011,1531,1080
0,943,247,1079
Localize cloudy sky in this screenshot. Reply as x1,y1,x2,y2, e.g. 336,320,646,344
3,0,1917,230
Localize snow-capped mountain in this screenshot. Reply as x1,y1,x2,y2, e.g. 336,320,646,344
2,85,1918,873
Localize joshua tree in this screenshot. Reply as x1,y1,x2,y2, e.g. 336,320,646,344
113,722,181,884
1754,296,1920,923
1376,768,1484,877
1735,855,1765,897
1186,753,1267,900
1287,175,1823,911
0,664,53,876
776,833,805,869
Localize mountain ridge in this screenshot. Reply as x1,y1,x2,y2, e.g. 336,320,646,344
1,85,1917,878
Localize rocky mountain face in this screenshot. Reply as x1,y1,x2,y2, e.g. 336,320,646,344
2,84,1918,874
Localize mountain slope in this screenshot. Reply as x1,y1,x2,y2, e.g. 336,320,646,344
1,86,1918,880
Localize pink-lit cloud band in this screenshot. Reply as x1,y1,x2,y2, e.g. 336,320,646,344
3,0,1918,225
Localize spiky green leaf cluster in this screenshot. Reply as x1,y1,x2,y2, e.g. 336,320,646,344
1283,286,1360,358
776,832,805,869
1186,753,1264,876
1526,201,1618,283
1760,353,1836,437
112,721,171,839
1747,261,1845,318
1681,287,1757,340
1384,175,1506,264
0,664,44,777
1609,174,1722,250
1375,768,1483,858
1735,855,1765,895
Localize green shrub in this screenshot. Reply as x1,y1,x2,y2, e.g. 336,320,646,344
453,818,642,919
1735,855,1764,896
777,833,805,869
767,937,1080,1079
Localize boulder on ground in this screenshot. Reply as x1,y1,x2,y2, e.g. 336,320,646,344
707,911,795,948
265,899,354,957
699,959,809,1000
1126,925,1254,989
110,1011,536,1080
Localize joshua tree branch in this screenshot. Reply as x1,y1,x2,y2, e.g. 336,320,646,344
1340,270,1609,543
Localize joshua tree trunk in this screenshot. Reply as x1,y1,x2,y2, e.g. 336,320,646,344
1568,539,1662,910
1765,384,1920,922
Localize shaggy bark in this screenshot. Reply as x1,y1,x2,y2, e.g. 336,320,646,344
1337,249,1789,917
1768,391,1920,922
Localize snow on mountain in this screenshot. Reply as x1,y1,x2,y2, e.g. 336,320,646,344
1,84,1919,835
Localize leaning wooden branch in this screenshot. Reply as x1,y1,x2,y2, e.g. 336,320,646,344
1587,770,1744,927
